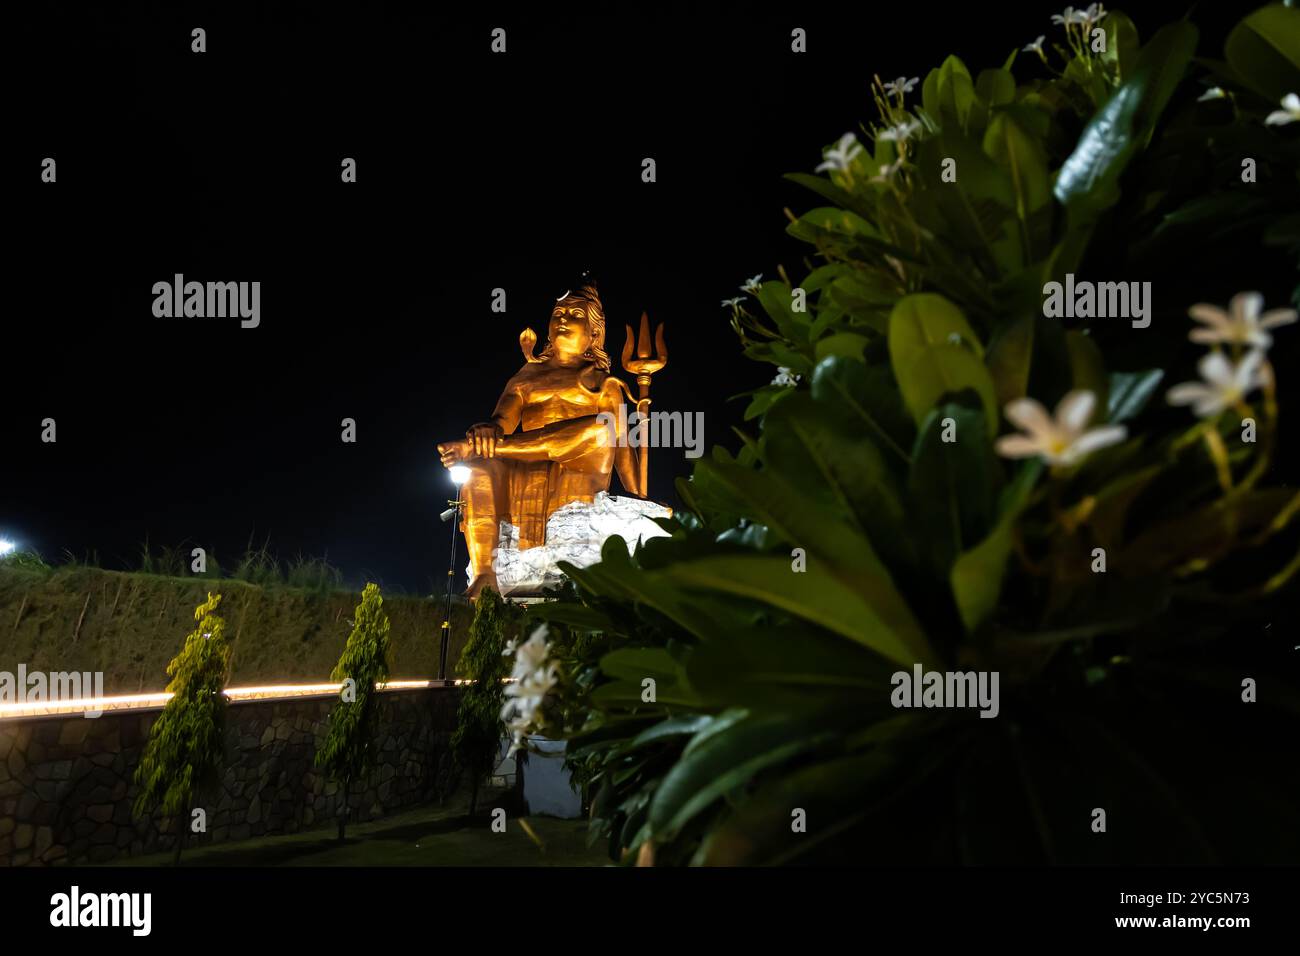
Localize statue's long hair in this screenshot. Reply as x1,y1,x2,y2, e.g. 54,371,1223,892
541,283,611,371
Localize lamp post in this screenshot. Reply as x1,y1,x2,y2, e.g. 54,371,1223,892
439,465,472,684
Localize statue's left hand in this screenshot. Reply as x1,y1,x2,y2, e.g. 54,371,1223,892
466,422,504,458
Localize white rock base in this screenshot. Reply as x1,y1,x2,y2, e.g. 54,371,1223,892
472,492,672,597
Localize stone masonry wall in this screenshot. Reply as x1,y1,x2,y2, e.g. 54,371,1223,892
0,685,462,866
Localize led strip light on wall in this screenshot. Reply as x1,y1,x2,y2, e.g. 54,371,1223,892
0,678,474,721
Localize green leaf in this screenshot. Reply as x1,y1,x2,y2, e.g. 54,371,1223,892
628,715,715,750
784,172,876,221
1225,4,1300,104
648,712,836,841
916,131,1020,275
754,280,807,342
908,404,1003,574
814,331,871,362
525,601,616,632
761,391,909,560
810,356,914,464
897,346,999,437
787,207,921,264
600,647,683,683
983,109,1051,262
1065,331,1109,417
1102,10,1141,80
660,553,930,669
888,293,985,365
985,312,1034,408
1053,21,1198,218
976,68,1015,108
950,459,1042,633
558,539,737,655
931,55,978,133
983,109,1052,216
686,620,895,713
678,459,936,667
740,386,787,422
1107,369,1164,423
889,294,997,435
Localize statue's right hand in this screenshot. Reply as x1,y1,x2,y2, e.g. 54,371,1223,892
466,422,504,458
438,440,470,467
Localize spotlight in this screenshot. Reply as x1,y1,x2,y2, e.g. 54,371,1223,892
0,539,15,557
449,465,472,486
439,506,459,523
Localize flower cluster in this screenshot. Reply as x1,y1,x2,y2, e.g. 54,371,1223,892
1167,292,1295,419
996,291,1296,470
1051,3,1106,30
500,625,558,755
771,366,800,387
1035,4,1107,68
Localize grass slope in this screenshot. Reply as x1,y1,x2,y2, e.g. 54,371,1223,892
0,566,475,693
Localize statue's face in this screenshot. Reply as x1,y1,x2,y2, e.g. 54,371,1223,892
548,301,594,359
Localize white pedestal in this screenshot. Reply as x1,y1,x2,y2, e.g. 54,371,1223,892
474,492,672,597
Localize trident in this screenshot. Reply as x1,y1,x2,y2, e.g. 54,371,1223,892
621,311,667,496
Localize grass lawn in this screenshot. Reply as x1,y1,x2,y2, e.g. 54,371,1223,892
112,788,609,867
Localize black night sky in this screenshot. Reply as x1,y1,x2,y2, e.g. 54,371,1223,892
7,0,1236,593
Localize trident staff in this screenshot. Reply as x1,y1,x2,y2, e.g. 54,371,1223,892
621,311,668,495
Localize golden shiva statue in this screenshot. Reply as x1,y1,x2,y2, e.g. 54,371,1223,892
437,280,666,598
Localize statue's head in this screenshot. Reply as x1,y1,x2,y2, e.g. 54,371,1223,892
543,281,611,371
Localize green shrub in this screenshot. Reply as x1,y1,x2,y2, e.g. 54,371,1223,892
315,583,391,839
450,587,520,815
133,592,231,864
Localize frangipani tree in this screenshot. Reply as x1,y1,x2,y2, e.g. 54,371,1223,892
521,3,1300,866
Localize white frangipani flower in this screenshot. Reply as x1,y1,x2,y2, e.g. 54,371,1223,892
1264,92,1300,126
1188,292,1297,350
877,119,922,143
869,158,904,184
741,273,764,293
500,625,559,755
1166,350,1268,419
721,296,743,308
1197,86,1227,102
771,366,800,387
1052,3,1104,28
1023,35,1046,54
510,627,550,675
815,132,863,173
883,76,919,97
995,390,1127,466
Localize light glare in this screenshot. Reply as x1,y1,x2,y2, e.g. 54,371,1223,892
449,465,472,486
